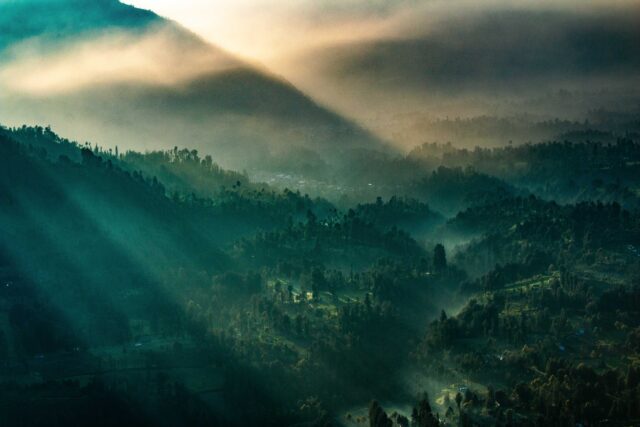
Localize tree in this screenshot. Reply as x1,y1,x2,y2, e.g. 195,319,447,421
295,314,303,336
412,394,439,427
486,385,495,408
433,244,447,272
282,314,291,333
80,147,102,167
369,401,392,427
274,280,282,295
310,268,326,301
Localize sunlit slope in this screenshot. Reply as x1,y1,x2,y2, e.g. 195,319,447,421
0,0,387,175
0,129,233,346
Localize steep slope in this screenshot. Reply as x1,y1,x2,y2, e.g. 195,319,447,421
0,126,303,426
0,0,387,176
0,0,158,54
0,128,229,346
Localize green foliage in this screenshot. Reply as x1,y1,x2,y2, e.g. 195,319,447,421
1,123,640,426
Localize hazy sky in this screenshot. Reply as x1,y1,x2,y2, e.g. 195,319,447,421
124,0,637,68
124,0,410,66
120,0,640,127
2,0,639,154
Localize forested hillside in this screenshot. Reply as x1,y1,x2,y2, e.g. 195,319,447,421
2,0,640,425
1,124,639,426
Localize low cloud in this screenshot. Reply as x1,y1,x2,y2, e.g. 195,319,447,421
269,1,640,140
0,23,239,95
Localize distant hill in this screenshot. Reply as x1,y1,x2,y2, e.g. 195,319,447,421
280,5,640,146
0,0,158,53
0,0,388,177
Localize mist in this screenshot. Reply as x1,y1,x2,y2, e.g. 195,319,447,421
277,3,640,147
2,2,640,426
117,1,639,150
0,3,386,177
3,0,639,161
0,24,238,95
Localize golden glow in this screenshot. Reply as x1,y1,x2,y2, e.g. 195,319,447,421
124,0,639,69
124,0,413,66
0,25,238,96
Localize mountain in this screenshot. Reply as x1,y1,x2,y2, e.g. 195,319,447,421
0,0,388,177
0,0,157,53
278,4,640,146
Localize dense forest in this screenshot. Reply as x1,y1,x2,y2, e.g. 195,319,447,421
2,0,640,425
0,124,639,426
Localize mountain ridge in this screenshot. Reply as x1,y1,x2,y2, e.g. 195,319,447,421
0,0,389,175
